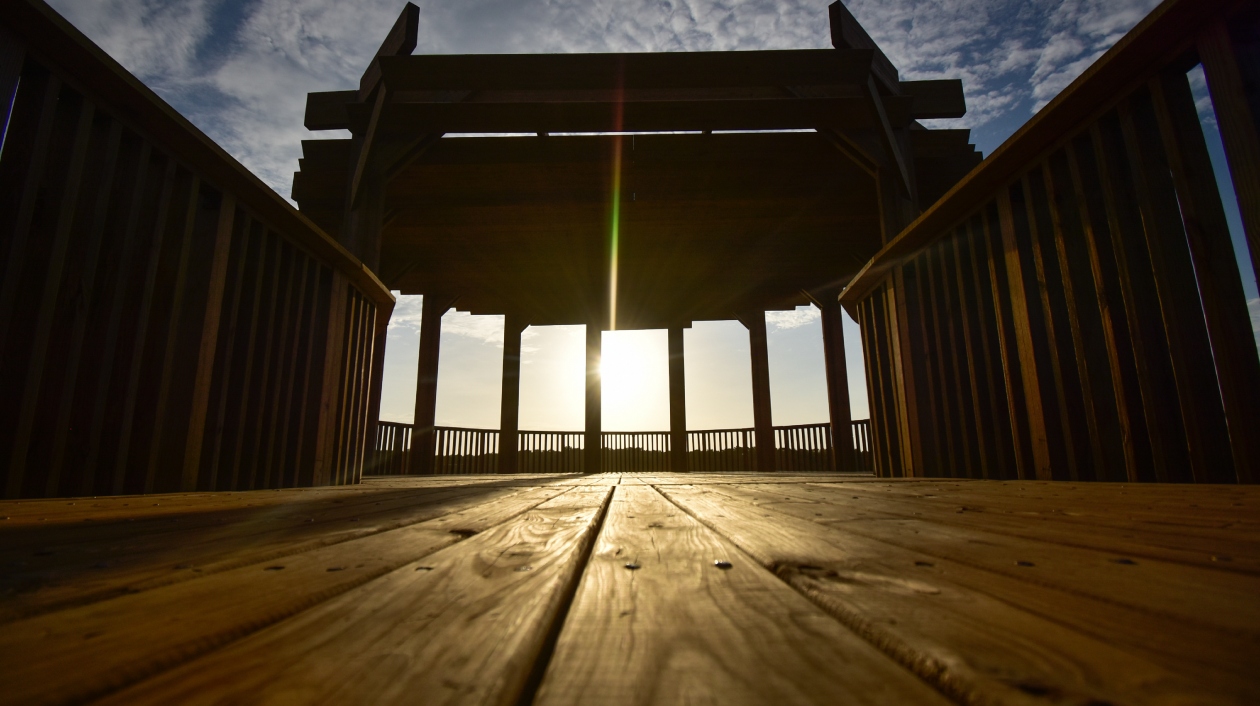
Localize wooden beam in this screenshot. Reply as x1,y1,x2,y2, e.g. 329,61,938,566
1198,17,1260,297
668,326,688,473
357,2,419,100
828,0,900,95
738,311,776,472
376,49,875,92
410,292,456,475
585,323,602,473
1153,67,1260,484
901,79,966,119
812,293,855,473
373,96,874,135
499,314,526,474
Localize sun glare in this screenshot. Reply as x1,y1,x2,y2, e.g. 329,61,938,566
600,330,669,431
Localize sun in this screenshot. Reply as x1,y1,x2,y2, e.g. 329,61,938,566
599,330,670,431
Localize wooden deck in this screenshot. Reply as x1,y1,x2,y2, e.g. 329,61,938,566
3,473,1258,705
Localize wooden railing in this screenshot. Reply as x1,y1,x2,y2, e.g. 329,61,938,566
687,428,756,472
519,431,585,474
602,432,671,473
0,0,394,498
370,420,413,476
369,421,872,475
839,0,1260,483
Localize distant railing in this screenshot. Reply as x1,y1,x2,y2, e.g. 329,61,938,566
687,427,756,472
519,431,584,474
434,426,499,475
603,431,671,472
368,420,872,475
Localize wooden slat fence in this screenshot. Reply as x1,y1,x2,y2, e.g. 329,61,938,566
840,0,1260,483
370,420,412,475
686,428,756,472
602,432,671,472
519,431,584,474
0,0,394,498
369,421,873,474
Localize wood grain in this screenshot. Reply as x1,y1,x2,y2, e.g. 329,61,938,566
94,486,613,706
533,484,951,706
0,484,572,706
660,482,1260,706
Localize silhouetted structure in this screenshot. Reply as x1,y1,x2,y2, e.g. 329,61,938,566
294,2,979,475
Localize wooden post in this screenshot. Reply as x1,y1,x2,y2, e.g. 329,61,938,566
812,295,854,473
1153,68,1260,484
668,326,688,472
362,295,394,479
499,314,525,474
585,323,602,474
410,293,453,475
1199,17,1260,296
739,311,775,472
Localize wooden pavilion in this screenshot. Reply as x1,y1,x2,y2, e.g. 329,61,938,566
2,0,1260,702
291,2,980,475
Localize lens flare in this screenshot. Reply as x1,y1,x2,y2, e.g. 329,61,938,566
608,65,624,331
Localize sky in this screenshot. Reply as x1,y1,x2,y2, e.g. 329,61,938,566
47,0,1259,431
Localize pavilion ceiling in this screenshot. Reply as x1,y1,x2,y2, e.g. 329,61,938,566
292,5,982,328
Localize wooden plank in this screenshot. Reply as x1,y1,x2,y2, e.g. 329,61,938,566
1066,134,1151,482
533,484,951,705
7,97,100,496
807,481,1260,549
889,270,924,476
995,191,1053,480
375,96,875,135
924,246,964,476
0,482,578,624
980,205,1030,479
92,486,613,706
375,50,874,94
45,120,127,496
1152,68,1260,484
1091,117,1191,482
200,212,253,490
1198,18,1260,296
1042,152,1130,482
78,138,154,496
733,482,1260,634
110,157,179,495
0,484,574,706
258,244,302,488
661,482,1260,706
949,229,993,478
1022,170,1093,481
963,217,1019,478
222,221,271,489
1119,91,1235,483
180,196,237,490
800,481,1260,574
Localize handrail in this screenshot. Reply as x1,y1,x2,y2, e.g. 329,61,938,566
836,0,1260,483
368,421,874,475
0,0,393,308
0,0,395,498
840,0,1239,306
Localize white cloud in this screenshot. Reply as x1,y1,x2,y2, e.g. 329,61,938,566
49,0,1167,194
765,305,820,330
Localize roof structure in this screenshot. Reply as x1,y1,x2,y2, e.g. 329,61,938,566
293,2,981,329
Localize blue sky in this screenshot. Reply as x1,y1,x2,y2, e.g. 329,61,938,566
48,0,1258,431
